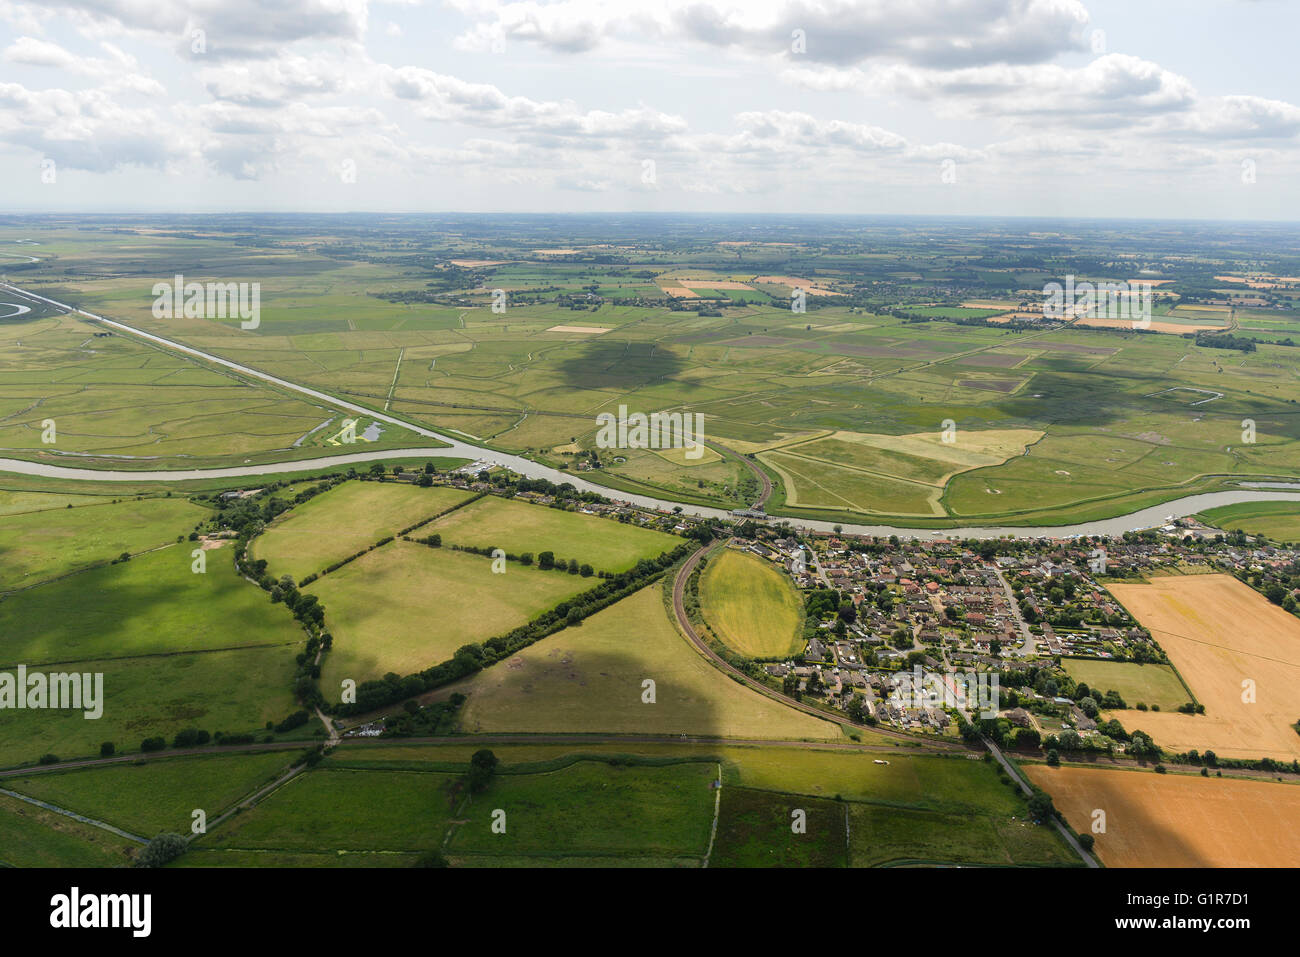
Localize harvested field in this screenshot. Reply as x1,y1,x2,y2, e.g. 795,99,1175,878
1104,575,1300,760
1027,765,1300,867
1076,317,1229,334
752,276,845,296
671,279,756,291
545,325,611,334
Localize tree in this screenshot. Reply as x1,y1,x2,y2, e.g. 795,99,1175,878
137,833,187,868
1079,696,1100,719
537,551,555,570
847,694,867,723
100,741,115,758
1026,790,1055,823
415,851,449,867
467,749,499,794
1046,748,1060,766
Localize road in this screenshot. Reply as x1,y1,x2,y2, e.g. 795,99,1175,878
669,540,968,752
3,280,1300,540
992,565,1038,657
983,735,1099,868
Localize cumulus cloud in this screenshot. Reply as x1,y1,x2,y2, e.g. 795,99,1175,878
385,66,688,144
18,0,371,59
0,81,187,171
3,35,165,94
447,0,1092,67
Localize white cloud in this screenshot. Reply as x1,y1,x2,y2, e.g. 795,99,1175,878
447,0,1092,67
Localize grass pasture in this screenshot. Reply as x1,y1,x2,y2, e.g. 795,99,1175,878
710,788,846,867
165,741,1080,867
453,583,840,741
200,767,459,852
425,494,681,573
0,645,300,769
0,496,206,589
314,540,593,690
1061,659,1191,711
252,480,475,582
447,759,716,863
0,543,305,666
1197,501,1300,542
847,802,1071,867
0,791,138,867
699,547,803,658
4,752,294,837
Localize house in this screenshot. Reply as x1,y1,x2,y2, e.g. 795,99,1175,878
1005,708,1032,728
1070,706,1098,731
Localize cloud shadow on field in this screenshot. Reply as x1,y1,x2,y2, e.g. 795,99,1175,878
550,339,687,393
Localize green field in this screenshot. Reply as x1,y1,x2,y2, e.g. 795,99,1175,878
4,752,295,836
0,543,305,666
0,496,207,589
0,791,138,867
0,489,112,516
309,743,1080,867
0,311,410,467
710,788,847,867
314,540,593,690
194,756,715,865
699,547,804,658
453,583,840,741
1197,501,1300,542
6,223,1300,527
1062,658,1192,711
199,767,458,852
847,802,1072,866
0,645,300,769
447,759,716,863
425,494,681,573
252,480,474,582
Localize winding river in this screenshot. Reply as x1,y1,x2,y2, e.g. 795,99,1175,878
3,279,1299,540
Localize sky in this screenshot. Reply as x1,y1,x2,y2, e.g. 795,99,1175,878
0,0,1297,219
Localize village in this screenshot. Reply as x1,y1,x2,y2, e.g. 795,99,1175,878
725,514,1298,743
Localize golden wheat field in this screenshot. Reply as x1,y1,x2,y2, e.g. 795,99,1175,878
1105,575,1300,761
